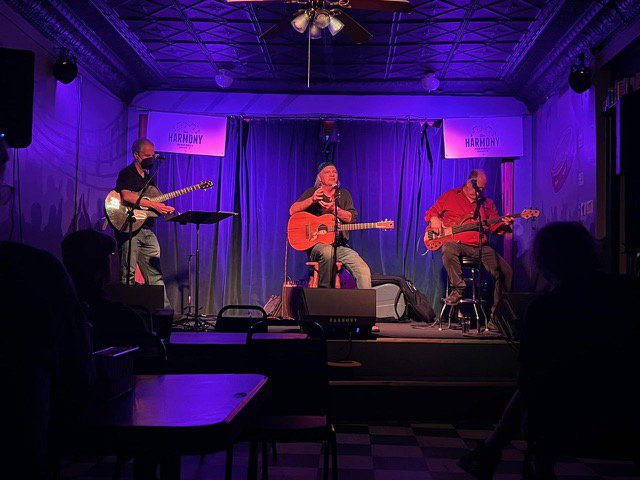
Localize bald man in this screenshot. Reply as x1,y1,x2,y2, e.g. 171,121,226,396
425,169,513,313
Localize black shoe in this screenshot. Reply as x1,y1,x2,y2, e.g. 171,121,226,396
445,290,464,305
457,440,501,480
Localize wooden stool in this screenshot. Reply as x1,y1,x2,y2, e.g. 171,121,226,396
307,261,343,288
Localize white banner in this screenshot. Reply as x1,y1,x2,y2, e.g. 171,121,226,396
146,111,227,156
443,116,523,158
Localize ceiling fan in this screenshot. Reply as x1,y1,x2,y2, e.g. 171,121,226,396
227,0,412,45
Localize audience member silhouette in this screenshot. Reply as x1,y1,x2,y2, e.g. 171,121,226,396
61,229,162,358
0,241,94,479
458,221,640,479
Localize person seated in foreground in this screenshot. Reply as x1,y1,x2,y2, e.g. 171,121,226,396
0,241,94,479
458,221,640,479
62,229,162,357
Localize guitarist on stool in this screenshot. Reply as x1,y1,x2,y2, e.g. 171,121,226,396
289,162,371,289
424,169,514,315
114,138,174,308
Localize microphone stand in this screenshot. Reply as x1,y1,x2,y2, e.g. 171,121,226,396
472,186,486,333
330,185,340,288
121,158,163,286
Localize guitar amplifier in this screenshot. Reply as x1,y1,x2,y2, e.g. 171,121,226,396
296,288,376,337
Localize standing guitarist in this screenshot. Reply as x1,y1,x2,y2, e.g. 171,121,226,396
289,162,371,289
115,138,173,308
424,169,514,312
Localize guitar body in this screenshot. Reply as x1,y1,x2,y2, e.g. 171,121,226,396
104,184,163,234
288,212,337,251
288,212,395,251
424,209,540,251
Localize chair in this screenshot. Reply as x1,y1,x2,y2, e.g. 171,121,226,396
227,319,337,480
214,304,268,332
307,261,343,288
438,255,488,332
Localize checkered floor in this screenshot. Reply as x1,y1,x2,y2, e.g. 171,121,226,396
60,422,640,479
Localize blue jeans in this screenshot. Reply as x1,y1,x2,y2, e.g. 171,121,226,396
119,228,170,308
309,243,372,289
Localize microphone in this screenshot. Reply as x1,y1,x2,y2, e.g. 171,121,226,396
331,182,340,190
153,153,166,161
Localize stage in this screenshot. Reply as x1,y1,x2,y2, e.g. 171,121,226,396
167,320,519,423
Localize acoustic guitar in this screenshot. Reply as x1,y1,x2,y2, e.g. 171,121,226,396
288,211,394,251
424,208,540,251
104,180,213,234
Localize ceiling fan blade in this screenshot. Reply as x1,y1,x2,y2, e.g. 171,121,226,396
339,0,412,13
331,9,373,44
227,0,293,3
259,9,305,40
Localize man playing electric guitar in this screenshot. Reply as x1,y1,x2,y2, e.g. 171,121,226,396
289,162,371,289
424,169,514,312
114,137,174,308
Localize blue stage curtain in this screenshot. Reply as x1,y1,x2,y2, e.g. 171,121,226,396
154,117,502,315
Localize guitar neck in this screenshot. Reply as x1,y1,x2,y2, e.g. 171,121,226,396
329,222,381,232
451,213,522,234
150,184,201,203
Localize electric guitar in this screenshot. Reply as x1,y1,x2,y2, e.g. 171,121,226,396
423,208,539,251
287,211,394,251
104,180,213,234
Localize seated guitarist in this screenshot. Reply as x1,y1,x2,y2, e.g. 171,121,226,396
424,169,514,313
289,162,371,289
115,138,174,308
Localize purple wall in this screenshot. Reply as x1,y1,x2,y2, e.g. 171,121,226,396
0,4,128,257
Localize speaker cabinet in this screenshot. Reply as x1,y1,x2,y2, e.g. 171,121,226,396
0,48,35,148
492,293,540,341
296,288,376,337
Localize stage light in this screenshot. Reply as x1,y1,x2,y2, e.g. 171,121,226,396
568,64,592,93
327,15,344,36
421,71,440,92
215,69,234,89
313,9,331,29
291,11,311,33
53,53,78,84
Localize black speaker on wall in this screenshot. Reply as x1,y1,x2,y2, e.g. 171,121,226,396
0,48,35,148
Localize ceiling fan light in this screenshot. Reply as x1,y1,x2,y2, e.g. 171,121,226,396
309,23,322,39
215,69,234,89
327,15,344,36
291,11,311,33
421,72,440,92
313,9,331,29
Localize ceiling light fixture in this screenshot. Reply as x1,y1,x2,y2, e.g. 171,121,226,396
568,61,592,94
327,15,344,36
291,11,312,33
313,9,331,29
215,69,234,89
421,71,440,93
308,23,322,39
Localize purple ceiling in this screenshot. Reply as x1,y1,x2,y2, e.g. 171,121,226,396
6,0,640,109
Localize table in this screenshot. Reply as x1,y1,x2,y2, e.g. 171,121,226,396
61,374,268,478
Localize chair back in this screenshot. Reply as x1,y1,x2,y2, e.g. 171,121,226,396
246,319,328,417
215,304,268,332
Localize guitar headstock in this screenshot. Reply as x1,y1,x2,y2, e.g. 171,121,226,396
521,208,540,220
377,219,395,230
199,180,214,190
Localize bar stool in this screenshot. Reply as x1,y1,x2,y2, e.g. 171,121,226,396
438,255,488,332
307,261,343,288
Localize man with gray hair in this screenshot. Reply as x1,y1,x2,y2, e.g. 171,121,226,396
290,161,371,289
114,138,173,307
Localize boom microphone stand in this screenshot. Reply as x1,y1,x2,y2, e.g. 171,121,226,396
121,157,163,286
330,184,341,288
471,183,488,333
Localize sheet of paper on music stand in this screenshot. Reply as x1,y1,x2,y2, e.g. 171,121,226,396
147,111,227,156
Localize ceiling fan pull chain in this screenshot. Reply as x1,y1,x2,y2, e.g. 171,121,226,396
307,20,311,89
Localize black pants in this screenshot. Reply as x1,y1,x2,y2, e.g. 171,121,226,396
441,242,512,316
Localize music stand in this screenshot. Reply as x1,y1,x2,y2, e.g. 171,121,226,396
169,211,237,331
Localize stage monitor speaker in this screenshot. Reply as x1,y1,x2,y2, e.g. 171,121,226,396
492,293,540,341
0,48,35,148
105,284,164,314
297,288,376,337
